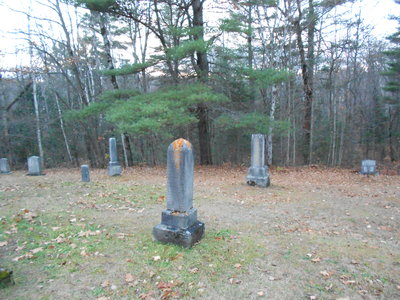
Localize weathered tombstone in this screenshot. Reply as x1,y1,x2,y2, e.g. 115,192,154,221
360,160,377,175
81,165,90,182
246,134,270,187
108,137,122,176
27,156,44,176
153,138,204,248
0,158,11,174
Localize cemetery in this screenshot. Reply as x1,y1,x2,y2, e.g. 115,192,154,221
1,136,399,299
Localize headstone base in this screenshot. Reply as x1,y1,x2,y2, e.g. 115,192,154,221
161,208,197,229
153,221,205,248
108,163,122,176
27,172,45,176
0,171,11,175
246,166,270,187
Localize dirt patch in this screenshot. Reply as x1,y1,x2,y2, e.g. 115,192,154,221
0,166,399,299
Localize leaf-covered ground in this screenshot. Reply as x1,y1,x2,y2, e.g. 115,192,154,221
0,166,399,299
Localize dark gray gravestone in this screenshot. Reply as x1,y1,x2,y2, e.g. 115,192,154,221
246,134,270,187
27,156,44,176
153,138,204,248
360,160,377,175
0,158,11,174
81,165,90,182
108,137,122,176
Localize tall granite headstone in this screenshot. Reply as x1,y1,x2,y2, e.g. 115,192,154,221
246,134,270,187
81,165,90,182
108,137,122,176
360,160,377,175
153,138,204,248
27,156,44,176
0,158,11,174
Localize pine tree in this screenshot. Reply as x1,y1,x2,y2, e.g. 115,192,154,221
382,0,400,161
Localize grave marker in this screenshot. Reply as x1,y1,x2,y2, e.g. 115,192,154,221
361,160,377,175
27,156,44,176
0,158,11,174
108,137,122,176
81,165,90,182
246,134,270,187
153,138,204,248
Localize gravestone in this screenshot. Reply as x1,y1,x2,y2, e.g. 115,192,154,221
360,160,377,175
153,138,204,248
246,134,270,187
81,165,90,182
27,156,44,176
0,158,11,174
108,137,122,176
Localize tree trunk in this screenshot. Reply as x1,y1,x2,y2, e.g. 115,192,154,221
197,104,213,164
32,79,44,167
294,0,316,165
192,0,213,165
55,93,73,163
267,84,277,166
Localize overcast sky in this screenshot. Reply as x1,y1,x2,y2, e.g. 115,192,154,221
0,0,399,69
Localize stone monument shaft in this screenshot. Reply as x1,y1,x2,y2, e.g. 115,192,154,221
109,137,118,163
153,138,204,248
167,139,194,211
108,137,122,176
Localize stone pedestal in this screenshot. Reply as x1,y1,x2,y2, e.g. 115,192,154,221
246,134,270,187
27,156,44,176
81,165,90,182
108,137,122,176
360,160,377,175
0,158,11,174
153,138,204,248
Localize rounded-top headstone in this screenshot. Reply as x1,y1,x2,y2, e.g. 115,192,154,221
27,156,43,176
0,158,11,174
167,138,194,212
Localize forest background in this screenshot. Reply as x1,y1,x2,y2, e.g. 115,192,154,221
0,0,399,169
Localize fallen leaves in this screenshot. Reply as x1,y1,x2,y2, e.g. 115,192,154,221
0,241,8,247
78,230,101,237
101,280,111,288
31,247,43,254
152,256,161,261
157,281,182,299
311,257,322,263
125,273,136,284
229,277,241,284
320,270,333,279
13,252,34,261
340,275,356,285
